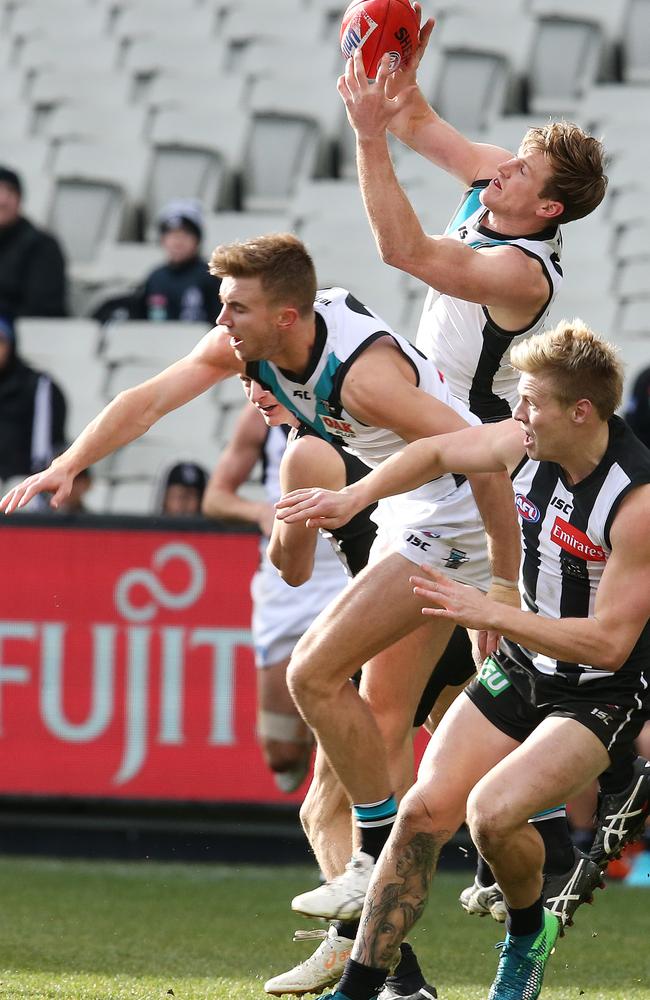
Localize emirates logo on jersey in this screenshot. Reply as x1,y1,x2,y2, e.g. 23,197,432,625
551,517,606,562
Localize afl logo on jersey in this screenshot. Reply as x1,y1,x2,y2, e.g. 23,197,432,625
515,493,540,522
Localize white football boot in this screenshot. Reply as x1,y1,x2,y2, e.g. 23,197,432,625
291,851,374,920
264,926,354,996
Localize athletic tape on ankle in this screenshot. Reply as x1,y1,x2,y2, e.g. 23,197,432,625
257,710,313,743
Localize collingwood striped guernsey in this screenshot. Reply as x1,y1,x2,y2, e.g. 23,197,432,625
416,180,563,423
499,416,650,692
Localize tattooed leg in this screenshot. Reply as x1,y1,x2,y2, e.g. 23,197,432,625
352,793,456,970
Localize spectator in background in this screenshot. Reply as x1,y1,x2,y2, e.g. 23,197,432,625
624,366,650,450
133,200,221,325
0,314,67,484
0,166,68,317
157,461,208,515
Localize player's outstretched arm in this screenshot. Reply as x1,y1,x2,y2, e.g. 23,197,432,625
0,328,243,514
276,405,523,530
412,484,650,671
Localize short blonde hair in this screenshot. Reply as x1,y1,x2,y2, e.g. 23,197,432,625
510,319,623,419
522,121,608,224
209,233,316,317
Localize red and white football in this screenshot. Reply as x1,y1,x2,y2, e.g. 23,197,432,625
340,0,419,80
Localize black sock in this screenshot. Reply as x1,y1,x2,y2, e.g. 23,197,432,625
476,854,496,887
338,957,388,1000
332,919,359,941
385,942,426,992
506,895,544,938
533,815,575,875
599,753,635,795
359,821,395,862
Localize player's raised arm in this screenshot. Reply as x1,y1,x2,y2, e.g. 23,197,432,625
1,327,243,514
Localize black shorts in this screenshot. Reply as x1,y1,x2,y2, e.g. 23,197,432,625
465,653,649,766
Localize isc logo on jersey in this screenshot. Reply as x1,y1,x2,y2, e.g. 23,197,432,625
515,493,540,522
321,414,357,438
551,517,606,562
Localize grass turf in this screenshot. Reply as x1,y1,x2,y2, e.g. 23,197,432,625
0,857,647,999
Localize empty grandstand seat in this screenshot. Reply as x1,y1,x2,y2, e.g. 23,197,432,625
114,2,216,44
221,5,324,69
105,479,155,515
242,77,339,211
101,320,207,369
527,14,606,115
146,109,249,229
145,71,246,116
30,69,133,121
622,0,650,82
19,35,121,75
123,37,228,88
8,2,110,42
202,210,294,251
0,137,54,225
578,82,650,130
49,139,150,261
43,104,148,146
618,260,650,301
616,225,649,263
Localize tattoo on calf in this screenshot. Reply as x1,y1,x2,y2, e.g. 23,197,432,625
355,828,447,969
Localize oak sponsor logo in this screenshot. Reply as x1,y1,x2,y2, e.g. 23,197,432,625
551,517,606,562
320,414,356,437
515,493,540,522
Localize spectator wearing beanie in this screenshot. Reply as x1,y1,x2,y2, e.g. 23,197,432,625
132,199,222,325
158,461,208,516
0,314,67,484
0,166,68,317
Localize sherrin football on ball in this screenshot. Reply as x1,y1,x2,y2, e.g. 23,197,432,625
340,0,419,79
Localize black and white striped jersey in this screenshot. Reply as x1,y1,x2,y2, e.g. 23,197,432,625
416,180,563,423
500,416,650,688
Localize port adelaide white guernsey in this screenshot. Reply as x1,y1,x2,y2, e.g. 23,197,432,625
246,287,478,501
500,417,650,693
416,181,563,423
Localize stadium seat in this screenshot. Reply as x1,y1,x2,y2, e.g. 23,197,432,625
233,38,338,83
101,320,207,369
123,37,229,87
221,6,324,69
242,77,339,211
18,35,121,75
43,104,148,146
2,104,32,141
527,12,606,115
202,210,294,251
30,69,133,121
615,224,649,263
146,108,249,229
622,0,650,82
618,260,650,301
49,139,150,261
578,82,650,130
105,478,156,515
0,137,54,225
432,11,535,125
290,178,367,226
69,240,164,317
8,2,110,42
144,71,246,117
114,3,217,44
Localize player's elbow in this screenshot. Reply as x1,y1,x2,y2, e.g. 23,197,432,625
279,563,313,588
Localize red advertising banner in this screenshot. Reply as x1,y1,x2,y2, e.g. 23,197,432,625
0,521,308,804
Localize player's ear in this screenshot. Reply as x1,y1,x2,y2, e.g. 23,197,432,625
571,398,592,424
538,198,564,220
276,306,300,329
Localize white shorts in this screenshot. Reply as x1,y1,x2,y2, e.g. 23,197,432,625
369,480,491,592
251,536,348,668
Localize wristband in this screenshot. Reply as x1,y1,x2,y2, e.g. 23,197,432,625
491,576,519,590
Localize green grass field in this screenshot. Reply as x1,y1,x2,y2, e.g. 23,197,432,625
0,857,647,1000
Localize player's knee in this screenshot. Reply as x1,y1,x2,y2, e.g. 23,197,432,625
466,786,512,851
287,652,331,714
